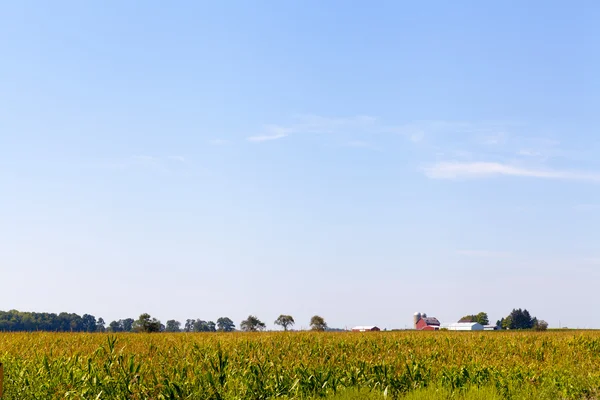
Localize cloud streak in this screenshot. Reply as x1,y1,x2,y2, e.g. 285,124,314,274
246,115,377,143
247,133,289,142
424,162,600,182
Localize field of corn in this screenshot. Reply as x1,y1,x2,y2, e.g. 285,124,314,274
1,331,600,399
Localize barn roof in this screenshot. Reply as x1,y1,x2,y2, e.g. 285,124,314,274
423,317,440,326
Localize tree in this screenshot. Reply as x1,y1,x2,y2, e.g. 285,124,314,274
310,315,327,331
165,320,181,332
534,319,549,331
500,309,538,330
459,312,489,326
207,321,216,332
240,315,266,332
274,315,295,331
133,313,162,333
193,320,211,332
109,318,134,332
96,318,106,332
475,312,489,326
184,319,195,332
81,314,97,332
509,309,534,330
217,317,235,332
108,320,122,332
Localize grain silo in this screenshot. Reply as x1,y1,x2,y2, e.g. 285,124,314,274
413,312,422,329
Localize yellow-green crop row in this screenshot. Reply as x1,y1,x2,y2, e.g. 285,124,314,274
1,331,600,399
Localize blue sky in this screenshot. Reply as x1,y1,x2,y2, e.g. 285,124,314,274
1,1,599,329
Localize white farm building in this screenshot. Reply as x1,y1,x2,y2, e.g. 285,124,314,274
351,326,380,332
446,322,484,331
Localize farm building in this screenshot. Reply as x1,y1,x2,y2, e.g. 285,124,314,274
484,325,499,331
414,312,441,331
446,322,484,331
351,326,380,332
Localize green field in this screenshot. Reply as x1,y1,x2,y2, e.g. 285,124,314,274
1,331,600,399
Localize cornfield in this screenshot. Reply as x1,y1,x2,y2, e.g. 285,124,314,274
1,331,600,399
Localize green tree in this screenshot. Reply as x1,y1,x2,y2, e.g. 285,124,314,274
207,321,216,332
459,312,489,325
193,320,215,332
120,318,134,332
81,314,97,332
534,319,549,331
240,315,266,332
274,315,295,331
500,309,538,330
133,313,162,333
310,315,327,331
108,320,122,332
508,309,534,330
184,319,195,332
475,312,489,325
165,320,181,332
96,317,106,332
217,317,235,332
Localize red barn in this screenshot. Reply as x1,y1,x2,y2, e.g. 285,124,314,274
414,312,440,330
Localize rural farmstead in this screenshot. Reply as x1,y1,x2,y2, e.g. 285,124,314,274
413,312,441,330
351,325,380,332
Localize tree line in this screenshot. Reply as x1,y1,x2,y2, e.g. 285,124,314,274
0,310,328,333
497,308,548,331
459,309,547,331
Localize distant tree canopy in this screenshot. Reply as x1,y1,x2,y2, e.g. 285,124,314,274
459,312,489,326
184,319,217,332
97,317,106,333
217,317,236,332
274,315,295,331
165,320,181,332
498,309,543,330
310,315,327,331
240,315,266,332
0,310,241,333
108,318,135,333
133,313,162,333
0,310,107,332
534,319,549,331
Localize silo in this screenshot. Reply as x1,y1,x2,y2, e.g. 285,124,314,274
413,312,421,329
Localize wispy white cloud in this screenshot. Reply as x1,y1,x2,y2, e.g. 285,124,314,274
247,115,377,143
247,133,289,142
456,250,512,258
424,161,600,182
247,125,293,142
